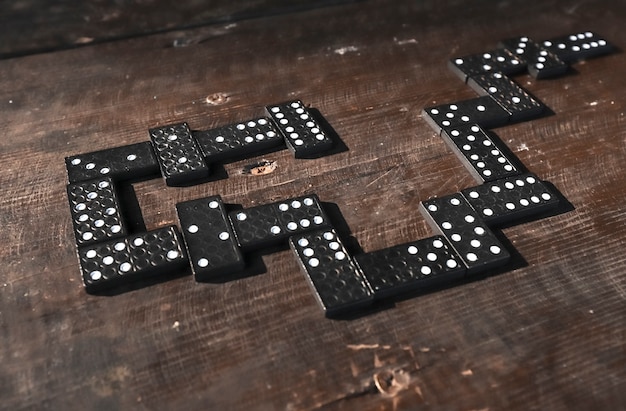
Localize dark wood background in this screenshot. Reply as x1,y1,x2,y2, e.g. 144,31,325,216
1,0,624,409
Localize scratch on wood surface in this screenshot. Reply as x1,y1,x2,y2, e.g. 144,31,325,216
365,166,400,188
414,385,423,398
334,45,359,55
300,363,420,409
74,37,94,44
431,173,463,195
608,273,626,299
89,366,131,397
394,37,418,45
304,380,378,410
347,343,392,350
350,360,360,377
172,25,237,47
565,2,583,14
402,345,420,370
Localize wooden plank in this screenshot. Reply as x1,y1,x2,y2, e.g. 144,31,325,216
0,0,356,58
1,0,625,409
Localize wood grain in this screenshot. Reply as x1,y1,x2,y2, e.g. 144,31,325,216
1,0,625,409
0,0,356,58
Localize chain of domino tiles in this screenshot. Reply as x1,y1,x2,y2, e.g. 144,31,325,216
65,31,614,317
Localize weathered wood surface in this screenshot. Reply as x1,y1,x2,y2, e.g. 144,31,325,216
1,0,625,409
0,0,356,58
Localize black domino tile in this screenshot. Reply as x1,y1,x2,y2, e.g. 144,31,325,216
354,236,465,299
441,123,520,183
274,196,329,235
78,225,188,292
542,31,614,63
176,196,245,281
499,36,568,79
193,117,284,162
67,177,127,246
468,72,545,123
448,48,526,83
229,204,279,250
462,173,560,226
149,122,209,186
289,228,374,316
420,193,510,274
228,194,330,251
65,142,159,184
422,95,510,135
265,100,333,157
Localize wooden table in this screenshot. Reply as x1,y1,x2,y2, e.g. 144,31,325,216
2,0,625,409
